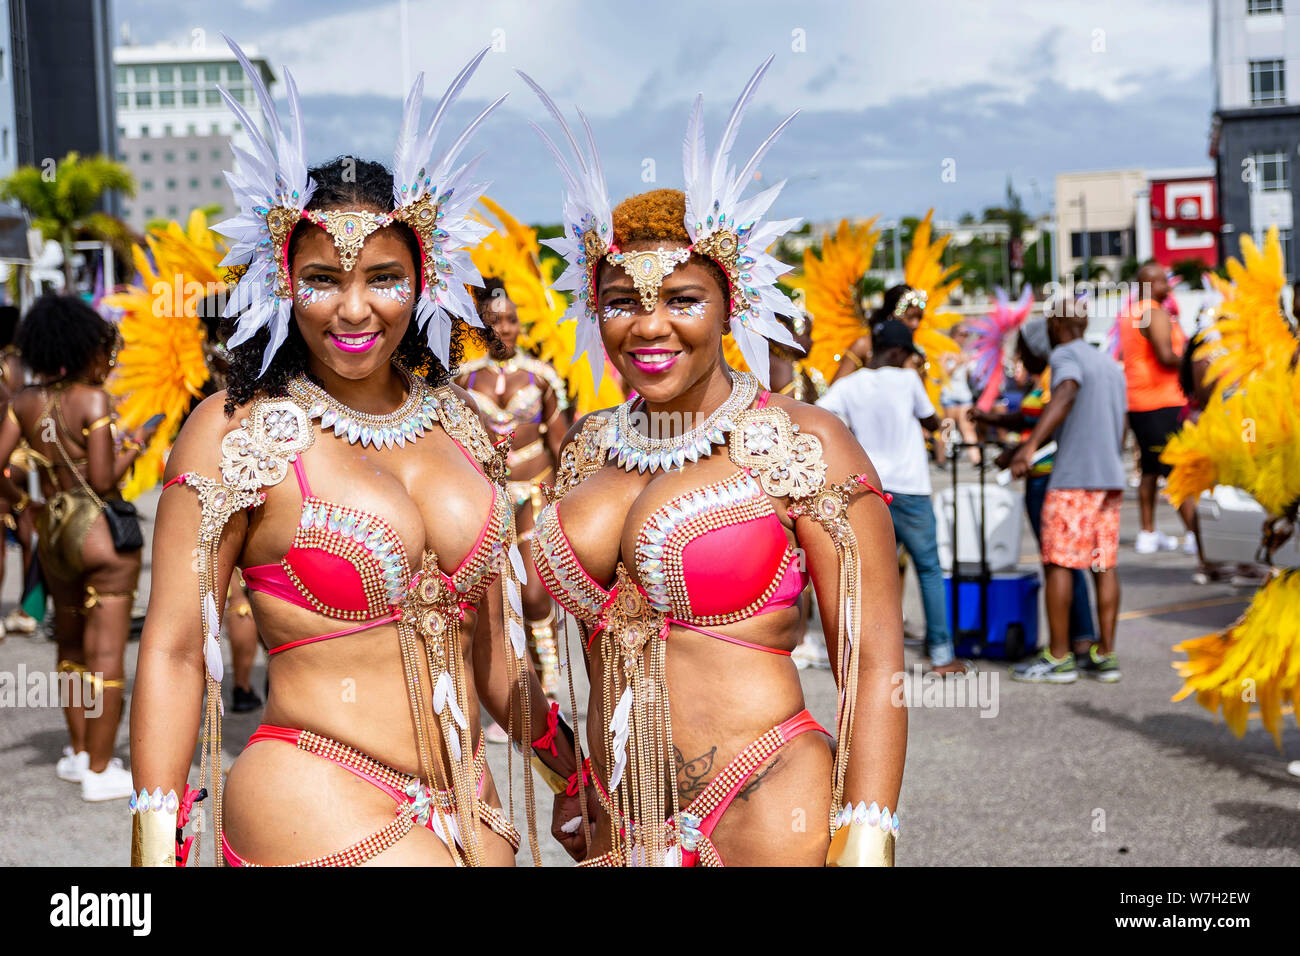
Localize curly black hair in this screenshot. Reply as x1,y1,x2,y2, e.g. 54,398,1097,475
222,156,491,414
16,294,119,379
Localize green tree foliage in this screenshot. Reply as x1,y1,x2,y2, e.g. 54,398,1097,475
0,152,136,285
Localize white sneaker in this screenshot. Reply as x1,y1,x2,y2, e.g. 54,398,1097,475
1183,532,1198,556
1134,530,1179,554
4,609,37,634
81,757,134,801
56,746,89,783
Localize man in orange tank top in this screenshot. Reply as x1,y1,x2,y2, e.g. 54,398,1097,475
1120,263,1197,555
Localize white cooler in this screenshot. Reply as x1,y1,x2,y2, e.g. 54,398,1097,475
934,484,1024,573
1197,485,1300,568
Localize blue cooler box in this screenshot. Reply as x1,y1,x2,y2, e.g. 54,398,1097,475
943,571,1040,660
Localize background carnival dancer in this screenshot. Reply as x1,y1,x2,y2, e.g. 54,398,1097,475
0,295,158,801
129,39,579,868
523,60,905,867
0,304,39,639
458,277,570,700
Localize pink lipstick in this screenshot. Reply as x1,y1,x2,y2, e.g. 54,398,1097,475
629,349,680,374
330,331,380,353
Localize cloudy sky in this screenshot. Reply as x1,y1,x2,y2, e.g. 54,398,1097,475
115,0,1214,224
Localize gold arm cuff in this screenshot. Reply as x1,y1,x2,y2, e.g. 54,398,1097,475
131,807,179,867
826,821,896,867
84,414,113,436
531,754,570,795
5,405,17,426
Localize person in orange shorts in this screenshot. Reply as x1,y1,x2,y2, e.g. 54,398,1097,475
1010,296,1127,683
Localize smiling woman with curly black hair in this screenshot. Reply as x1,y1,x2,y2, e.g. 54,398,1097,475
0,294,159,802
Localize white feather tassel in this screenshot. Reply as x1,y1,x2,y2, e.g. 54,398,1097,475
202,592,223,683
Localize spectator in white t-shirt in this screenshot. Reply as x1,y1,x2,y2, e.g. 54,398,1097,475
818,319,966,674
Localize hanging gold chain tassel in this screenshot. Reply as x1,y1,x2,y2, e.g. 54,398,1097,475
561,612,592,849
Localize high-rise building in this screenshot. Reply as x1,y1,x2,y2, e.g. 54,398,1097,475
1210,0,1300,277
112,41,274,231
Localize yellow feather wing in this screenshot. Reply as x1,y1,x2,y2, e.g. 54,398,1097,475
103,210,221,500
787,217,881,383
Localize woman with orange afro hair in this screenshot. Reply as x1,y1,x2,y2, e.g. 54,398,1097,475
524,64,906,867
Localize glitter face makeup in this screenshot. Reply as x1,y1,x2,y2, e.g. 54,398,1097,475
601,305,635,322
667,301,708,317
297,284,339,308
373,278,412,304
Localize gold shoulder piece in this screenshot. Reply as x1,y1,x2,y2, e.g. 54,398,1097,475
729,406,827,500
431,385,507,482
219,398,314,492
549,414,609,502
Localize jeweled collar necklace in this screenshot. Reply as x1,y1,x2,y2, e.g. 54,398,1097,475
607,371,758,474
286,365,440,449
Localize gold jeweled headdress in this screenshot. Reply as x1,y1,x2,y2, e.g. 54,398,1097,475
213,36,505,374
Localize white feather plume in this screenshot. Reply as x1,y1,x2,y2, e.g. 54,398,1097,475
680,57,803,388
202,592,223,683
518,71,613,392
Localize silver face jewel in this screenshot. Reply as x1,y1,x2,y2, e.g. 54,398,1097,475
667,301,708,318
600,305,634,322
373,278,413,304
607,371,759,474
287,365,438,449
296,283,338,308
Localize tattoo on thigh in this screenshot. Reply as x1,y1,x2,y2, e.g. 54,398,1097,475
674,745,717,801
737,756,780,801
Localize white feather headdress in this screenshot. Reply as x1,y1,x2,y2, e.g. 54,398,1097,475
521,57,801,389
213,36,505,374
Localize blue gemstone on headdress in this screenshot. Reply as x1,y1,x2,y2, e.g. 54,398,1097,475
706,215,713,227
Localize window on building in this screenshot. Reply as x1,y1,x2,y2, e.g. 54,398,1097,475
134,91,152,107
212,176,223,189
1,129,7,159
162,124,174,136
142,179,153,191
188,124,198,134
163,150,175,163
1069,229,1129,259
157,66,174,83
144,207,155,218
181,65,197,83
189,177,200,190
227,63,242,81
1247,0,1283,12
115,65,127,85
140,125,150,136
187,149,198,161
117,126,126,138
116,92,128,108
140,151,151,162
1250,59,1286,104
134,66,151,84
159,90,175,106
205,89,220,105
168,206,179,217
210,148,221,160
182,90,198,106
165,178,177,190
210,123,220,133
204,65,220,82
232,87,248,105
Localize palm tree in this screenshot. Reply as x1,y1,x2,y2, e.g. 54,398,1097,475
0,151,137,286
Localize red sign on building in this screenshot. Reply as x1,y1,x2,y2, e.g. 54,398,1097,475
1149,177,1219,269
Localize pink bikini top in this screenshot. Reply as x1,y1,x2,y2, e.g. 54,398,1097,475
171,439,512,655
532,392,889,656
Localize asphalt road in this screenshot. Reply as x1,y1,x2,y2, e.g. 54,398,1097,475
1,462,1296,867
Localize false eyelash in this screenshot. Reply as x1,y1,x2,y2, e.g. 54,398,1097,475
601,305,635,321
373,279,412,303
668,302,708,317
297,285,338,307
